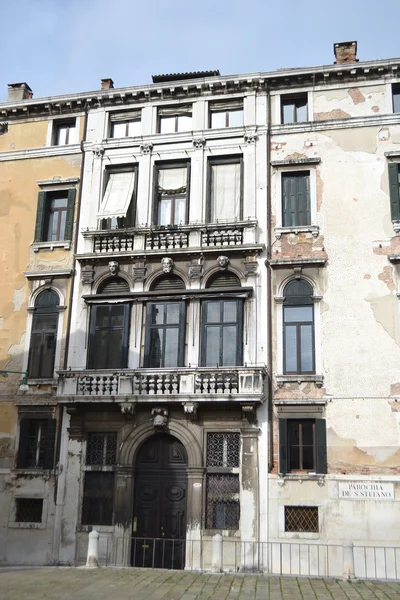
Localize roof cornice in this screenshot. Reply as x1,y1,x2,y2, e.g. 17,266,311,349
1,57,400,121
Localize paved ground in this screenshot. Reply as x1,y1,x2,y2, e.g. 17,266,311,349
0,567,399,600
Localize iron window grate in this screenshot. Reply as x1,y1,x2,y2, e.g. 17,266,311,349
206,432,240,467
82,472,115,525
206,473,240,529
16,498,43,523
285,506,319,532
86,433,117,466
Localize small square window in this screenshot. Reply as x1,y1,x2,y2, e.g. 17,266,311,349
209,101,243,128
158,106,192,133
86,433,117,466
279,416,327,475
285,506,318,532
15,498,43,523
53,120,77,145
109,111,141,138
17,418,56,469
281,94,308,124
392,84,400,113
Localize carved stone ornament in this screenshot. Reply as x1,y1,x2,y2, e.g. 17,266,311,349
242,405,257,424
161,256,174,274
81,264,95,285
108,260,119,275
140,143,153,155
193,138,206,149
92,146,105,158
188,264,203,280
244,132,258,144
120,403,135,419
217,255,230,269
151,408,168,430
133,266,147,281
244,260,258,276
0,122,8,135
183,402,198,420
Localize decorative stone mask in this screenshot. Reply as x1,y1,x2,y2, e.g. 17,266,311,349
161,257,174,274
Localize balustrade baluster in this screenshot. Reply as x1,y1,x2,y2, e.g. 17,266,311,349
172,375,178,393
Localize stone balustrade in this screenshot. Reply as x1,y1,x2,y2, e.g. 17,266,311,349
57,366,266,400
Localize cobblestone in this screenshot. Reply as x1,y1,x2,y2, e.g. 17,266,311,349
0,568,399,600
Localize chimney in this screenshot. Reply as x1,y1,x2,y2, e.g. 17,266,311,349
334,41,358,64
101,78,114,90
7,82,33,102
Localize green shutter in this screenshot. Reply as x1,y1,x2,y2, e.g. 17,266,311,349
64,189,76,240
282,175,290,227
44,419,56,469
17,418,30,468
278,419,288,475
315,418,327,474
34,191,47,242
388,163,400,222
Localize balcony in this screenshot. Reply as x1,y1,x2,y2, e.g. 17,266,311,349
57,366,267,403
80,220,261,259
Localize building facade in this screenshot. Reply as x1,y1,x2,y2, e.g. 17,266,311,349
0,42,399,570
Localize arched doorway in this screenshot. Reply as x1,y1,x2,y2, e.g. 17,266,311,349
131,433,188,569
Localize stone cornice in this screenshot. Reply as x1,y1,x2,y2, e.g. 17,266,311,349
1,57,400,120
0,144,81,162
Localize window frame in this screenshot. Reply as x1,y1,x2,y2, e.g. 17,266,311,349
87,303,131,370
280,93,309,124
152,160,191,227
27,289,60,379
52,119,77,146
392,83,400,113
200,298,243,367
275,167,317,232
206,155,243,223
283,280,315,375
281,170,311,228
17,416,56,470
99,164,138,230
157,105,193,134
34,188,76,243
279,417,327,475
108,110,142,139
144,300,186,368
208,100,244,129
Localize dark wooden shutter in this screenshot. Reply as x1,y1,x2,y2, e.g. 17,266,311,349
388,163,400,222
278,419,288,475
44,419,56,469
34,191,47,242
282,175,291,227
64,189,76,240
17,418,30,468
315,418,327,474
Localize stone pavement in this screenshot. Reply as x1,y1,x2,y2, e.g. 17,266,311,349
0,567,399,600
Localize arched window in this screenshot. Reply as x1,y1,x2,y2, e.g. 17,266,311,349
28,289,59,378
283,279,314,374
144,275,186,368
201,271,243,367
88,277,131,369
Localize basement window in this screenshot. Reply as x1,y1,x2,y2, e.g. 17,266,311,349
15,498,43,523
285,506,319,532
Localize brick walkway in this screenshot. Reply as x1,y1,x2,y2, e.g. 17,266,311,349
0,567,399,600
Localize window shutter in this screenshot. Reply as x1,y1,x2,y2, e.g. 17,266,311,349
17,419,30,468
282,176,290,227
388,163,400,222
44,419,56,469
315,418,327,474
278,419,288,475
34,191,47,242
64,189,76,240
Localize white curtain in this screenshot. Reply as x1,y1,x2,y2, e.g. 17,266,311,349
211,163,241,221
158,167,187,193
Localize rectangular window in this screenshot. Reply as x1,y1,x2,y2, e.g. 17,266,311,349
285,506,319,532
206,474,240,529
98,166,137,230
158,105,192,133
282,171,311,227
86,433,117,466
28,313,58,378
53,119,77,145
144,301,185,368
154,162,190,226
15,498,43,523
201,299,243,367
209,100,243,128
388,163,400,223
392,84,400,113
206,433,240,467
208,157,242,222
82,472,115,526
34,189,76,243
109,110,141,138
283,305,314,374
281,94,308,124
279,418,327,475
88,304,130,369
17,418,56,469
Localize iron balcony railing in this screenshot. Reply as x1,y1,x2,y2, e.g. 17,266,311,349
57,366,267,398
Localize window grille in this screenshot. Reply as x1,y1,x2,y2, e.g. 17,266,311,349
82,472,114,525
206,433,240,467
285,506,319,532
15,498,43,523
206,473,240,529
86,433,117,466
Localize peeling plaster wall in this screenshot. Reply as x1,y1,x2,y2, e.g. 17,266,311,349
314,84,387,119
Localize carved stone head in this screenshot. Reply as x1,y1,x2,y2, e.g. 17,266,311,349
161,257,174,274
108,261,119,275
217,255,230,269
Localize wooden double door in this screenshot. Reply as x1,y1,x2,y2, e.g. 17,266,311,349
132,434,188,569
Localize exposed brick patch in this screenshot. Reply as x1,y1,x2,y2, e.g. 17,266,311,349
378,265,396,292
272,233,328,262
348,87,365,105
371,105,380,113
364,274,371,279
283,152,308,161
314,109,351,121
373,236,400,256
390,383,400,395
273,381,327,400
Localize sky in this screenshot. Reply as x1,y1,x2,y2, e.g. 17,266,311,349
1,0,400,102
